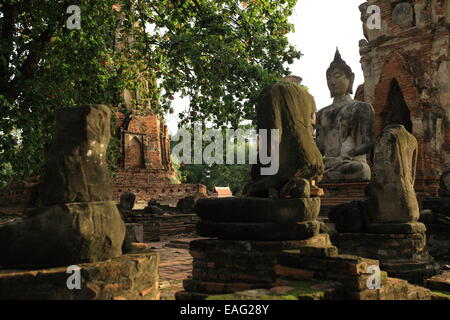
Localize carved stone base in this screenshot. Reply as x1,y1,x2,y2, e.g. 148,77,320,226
332,232,439,284
0,253,160,300
177,235,332,299
195,197,322,241
0,201,125,269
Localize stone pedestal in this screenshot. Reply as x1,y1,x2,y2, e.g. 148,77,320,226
0,105,126,269
331,231,438,284
176,234,331,300
177,196,326,300
194,197,321,241
0,253,160,300
0,201,125,269
328,126,438,284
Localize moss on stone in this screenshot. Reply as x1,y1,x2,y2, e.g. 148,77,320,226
206,294,247,300
431,290,450,299
206,280,329,301
259,294,298,300
284,281,326,300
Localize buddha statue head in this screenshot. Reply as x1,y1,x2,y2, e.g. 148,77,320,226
326,49,355,98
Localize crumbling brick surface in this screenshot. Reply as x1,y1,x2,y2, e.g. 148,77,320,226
359,0,450,198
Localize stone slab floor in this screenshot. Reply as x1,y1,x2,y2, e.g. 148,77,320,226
147,234,200,300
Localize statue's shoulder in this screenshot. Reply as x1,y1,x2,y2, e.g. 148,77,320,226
351,100,375,112
317,104,333,114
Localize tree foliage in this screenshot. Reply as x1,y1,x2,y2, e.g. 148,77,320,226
0,0,300,186
170,125,256,194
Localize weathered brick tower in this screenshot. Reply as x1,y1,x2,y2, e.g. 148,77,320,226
113,110,177,184
358,0,450,198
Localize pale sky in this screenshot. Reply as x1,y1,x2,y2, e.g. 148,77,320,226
166,0,365,134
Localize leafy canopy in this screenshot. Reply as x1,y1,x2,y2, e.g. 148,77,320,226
0,0,300,186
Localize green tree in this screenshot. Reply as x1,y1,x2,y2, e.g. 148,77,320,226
171,124,255,194
181,162,251,195
0,0,300,186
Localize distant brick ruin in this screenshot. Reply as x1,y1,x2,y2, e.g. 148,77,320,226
359,0,450,198
111,110,205,206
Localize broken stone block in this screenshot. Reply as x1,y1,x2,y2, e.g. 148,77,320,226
0,105,125,269
39,105,114,205
0,201,125,268
366,125,420,223
0,252,159,300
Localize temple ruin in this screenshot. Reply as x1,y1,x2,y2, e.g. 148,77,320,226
359,0,450,198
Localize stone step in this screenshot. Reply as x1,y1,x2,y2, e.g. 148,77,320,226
425,271,450,291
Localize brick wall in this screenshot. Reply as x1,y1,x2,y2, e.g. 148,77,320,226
359,0,450,198
111,110,204,206
113,182,207,207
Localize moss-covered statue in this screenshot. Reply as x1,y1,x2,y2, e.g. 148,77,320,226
244,76,324,198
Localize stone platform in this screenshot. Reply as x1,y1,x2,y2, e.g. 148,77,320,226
425,271,450,300
177,233,434,300
176,234,331,300
0,253,160,300
331,231,438,284
275,245,431,300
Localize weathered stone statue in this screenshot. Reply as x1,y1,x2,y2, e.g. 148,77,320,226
439,170,450,197
195,80,325,241
316,49,375,183
420,170,450,224
244,79,324,197
366,125,421,229
0,105,126,269
439,171,450,218
119,192,136,211
330,125,437,283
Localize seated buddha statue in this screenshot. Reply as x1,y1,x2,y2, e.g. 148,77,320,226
316,49,375,183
